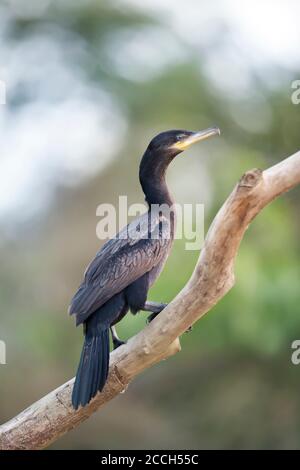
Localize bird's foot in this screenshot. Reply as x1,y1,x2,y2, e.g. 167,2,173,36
147,307,166,323
144,302,168,323
147,312,158,323
113,338,127,350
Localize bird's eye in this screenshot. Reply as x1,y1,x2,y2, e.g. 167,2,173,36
176,133,186,141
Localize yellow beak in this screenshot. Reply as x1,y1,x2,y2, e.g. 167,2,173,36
171,126,221,151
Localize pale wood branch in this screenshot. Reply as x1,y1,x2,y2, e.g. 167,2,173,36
1,150,300,450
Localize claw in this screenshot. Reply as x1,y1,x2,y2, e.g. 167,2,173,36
113,339,126,350
147,312,158,323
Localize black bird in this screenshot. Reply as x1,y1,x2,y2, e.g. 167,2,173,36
69,127,220,409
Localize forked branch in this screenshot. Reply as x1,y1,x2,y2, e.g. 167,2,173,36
1,150,300,450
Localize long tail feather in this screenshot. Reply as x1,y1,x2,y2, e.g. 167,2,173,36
72,328,109,409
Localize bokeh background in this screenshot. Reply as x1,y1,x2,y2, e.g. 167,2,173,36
1,0,300,449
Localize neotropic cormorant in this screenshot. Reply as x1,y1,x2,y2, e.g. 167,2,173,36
70,127,220,409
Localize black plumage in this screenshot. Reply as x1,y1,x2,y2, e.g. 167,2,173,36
70,127,220,409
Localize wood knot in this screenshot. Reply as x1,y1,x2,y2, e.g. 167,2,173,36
239,168,262,189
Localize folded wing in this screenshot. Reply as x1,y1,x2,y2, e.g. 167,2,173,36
69,211,171,325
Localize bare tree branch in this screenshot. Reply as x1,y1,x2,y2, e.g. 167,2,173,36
1,150,300,450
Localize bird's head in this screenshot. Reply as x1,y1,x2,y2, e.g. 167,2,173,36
140,126,221,205
147,127,221,159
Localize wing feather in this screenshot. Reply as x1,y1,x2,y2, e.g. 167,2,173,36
69,211,172,324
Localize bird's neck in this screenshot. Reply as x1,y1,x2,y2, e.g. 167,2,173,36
139,149,175,207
